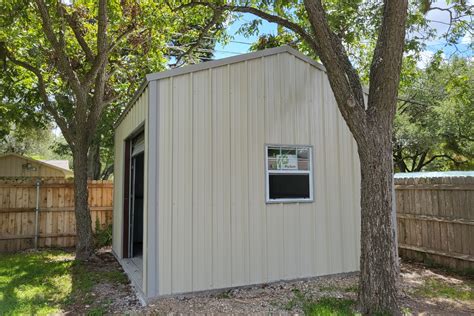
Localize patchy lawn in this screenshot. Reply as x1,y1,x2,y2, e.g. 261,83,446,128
0,249,139,315
400,261,474,314
0,249,472,315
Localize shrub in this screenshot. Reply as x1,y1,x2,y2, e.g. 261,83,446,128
94,219,112,248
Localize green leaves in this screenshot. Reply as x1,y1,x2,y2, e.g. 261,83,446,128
1,0,226,174
395,56,474,171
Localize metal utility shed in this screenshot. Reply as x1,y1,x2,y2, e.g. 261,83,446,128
113,46,361,300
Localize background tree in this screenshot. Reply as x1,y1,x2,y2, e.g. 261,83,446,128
0,124,69,159
395,55,473,172
0,59,48,140
1,0,224,260
178,0,471,313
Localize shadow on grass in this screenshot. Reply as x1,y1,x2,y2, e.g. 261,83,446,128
0,249,129,316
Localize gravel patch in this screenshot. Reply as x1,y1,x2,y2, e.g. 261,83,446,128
97,252,472,315
128,273,359,314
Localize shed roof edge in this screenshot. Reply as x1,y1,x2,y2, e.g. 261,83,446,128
145,46,326,82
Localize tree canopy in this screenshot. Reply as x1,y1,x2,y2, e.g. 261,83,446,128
0,0,227,179
0,0,228,259
395,55,474,172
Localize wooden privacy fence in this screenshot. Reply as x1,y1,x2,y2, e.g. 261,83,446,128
395,175,474,270
0,179,113,252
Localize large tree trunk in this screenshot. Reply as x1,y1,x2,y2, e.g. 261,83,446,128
358,122,399,314
73,138,95,260
87,140,102,180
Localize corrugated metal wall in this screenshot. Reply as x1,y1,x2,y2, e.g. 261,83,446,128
113,87,149,259
151,52,361,295
0,156,69,178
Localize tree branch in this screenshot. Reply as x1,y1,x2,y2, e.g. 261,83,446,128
173,6,225,67
82,0,109,88
420,154,461,169
367,0,408,120
301,0,368,145
59,5,94,62
96,0,108,55
414,151,428,171
34,0,87,106
108,25,136,53
177,1,315,49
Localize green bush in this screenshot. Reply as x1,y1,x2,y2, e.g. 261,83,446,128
94,219,112,248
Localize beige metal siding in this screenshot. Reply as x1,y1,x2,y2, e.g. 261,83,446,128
112,87,149,259
152,52,361,295
0,155,70,178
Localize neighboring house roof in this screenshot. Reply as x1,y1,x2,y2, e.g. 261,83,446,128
0,153,74,177
40,160,71,170
115,46,326,128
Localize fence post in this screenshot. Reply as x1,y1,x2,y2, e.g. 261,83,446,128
34,178,41,249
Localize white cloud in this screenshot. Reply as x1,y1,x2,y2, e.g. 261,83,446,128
416,50,435,68
461,33,473,45
410,0,471,51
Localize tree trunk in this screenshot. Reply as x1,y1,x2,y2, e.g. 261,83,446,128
73,138,95,260
358,123,399,314
101,163,114,180
87,140,102,180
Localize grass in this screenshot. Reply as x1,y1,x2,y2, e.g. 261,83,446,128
303,297,357,316
414,278,474,301
282,288,358,315
0,250,128,316
0,250,74,315
215,290,232,299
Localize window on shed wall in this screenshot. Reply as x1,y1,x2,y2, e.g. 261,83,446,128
265,145,313,203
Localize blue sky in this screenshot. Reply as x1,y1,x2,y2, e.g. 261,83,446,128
213,6,472,67
214,14,277,59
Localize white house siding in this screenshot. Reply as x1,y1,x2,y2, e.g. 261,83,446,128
151,51,361,296
112,87,149,262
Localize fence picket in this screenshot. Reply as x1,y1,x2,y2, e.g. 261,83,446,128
396,175,474,269
0,179,113,252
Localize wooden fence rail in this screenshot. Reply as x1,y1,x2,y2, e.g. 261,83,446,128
395,175,474,270
0,179,113,252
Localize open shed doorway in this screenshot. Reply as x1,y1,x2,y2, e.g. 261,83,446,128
123,131,144,270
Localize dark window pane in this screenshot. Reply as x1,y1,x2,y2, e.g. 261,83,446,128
269,174,310,199
268,148,280,157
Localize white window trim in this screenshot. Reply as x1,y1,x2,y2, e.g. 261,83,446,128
265,144,314,204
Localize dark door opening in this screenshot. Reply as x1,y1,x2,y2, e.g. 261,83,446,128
130,151,144,258
123,131,145,260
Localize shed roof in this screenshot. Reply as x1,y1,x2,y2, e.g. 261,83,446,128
115,46,326,128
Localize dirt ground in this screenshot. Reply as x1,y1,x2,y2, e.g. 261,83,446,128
88,250,473,315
